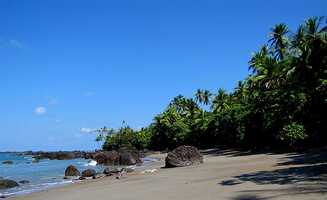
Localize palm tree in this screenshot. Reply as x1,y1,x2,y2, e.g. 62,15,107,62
269,23,289,60
195,89,212,105
195,89,204,104
202,90,212,105
212,89,230,112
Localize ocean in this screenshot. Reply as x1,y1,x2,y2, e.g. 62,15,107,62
0,152,104,197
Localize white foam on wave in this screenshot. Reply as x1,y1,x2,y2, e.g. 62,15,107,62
85,160,97,166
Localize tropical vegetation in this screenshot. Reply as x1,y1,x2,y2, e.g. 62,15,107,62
98,17,327,152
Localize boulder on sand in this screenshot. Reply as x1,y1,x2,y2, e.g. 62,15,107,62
119,151,137,165
82,169,96,177
94,151,120,165
65,165,81,177
118,148,143,165
165,145,203,168
0,179,19,189
94,149,142,166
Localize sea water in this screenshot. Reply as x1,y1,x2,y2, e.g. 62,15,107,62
0,152,104,197
0,152,158,198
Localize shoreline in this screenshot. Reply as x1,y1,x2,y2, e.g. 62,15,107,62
8,149,327,200
2,153,165,199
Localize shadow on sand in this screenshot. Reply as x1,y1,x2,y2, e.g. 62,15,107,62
218,147,327,199
200,147,276,158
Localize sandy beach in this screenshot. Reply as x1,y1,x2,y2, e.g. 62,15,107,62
9,149,327,200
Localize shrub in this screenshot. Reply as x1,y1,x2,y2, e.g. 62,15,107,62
278,122,307,148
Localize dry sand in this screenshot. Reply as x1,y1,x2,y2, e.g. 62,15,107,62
11,149,327,200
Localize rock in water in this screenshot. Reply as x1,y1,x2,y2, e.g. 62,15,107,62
82,169,96,177
2,160,13,165
19,180,30,184
65,165,81,177
0,179,19,189
165,145,203,168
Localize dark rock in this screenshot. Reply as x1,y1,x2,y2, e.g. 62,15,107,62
103,167,121,176
0,179,19,189
34,152,76,160
94,151,120,165
65,165,80,177
94,149,143,166
19,180,29,184
92,173,106,179
79,176,86,180
119,151,137,165
119,148,143,165
0,193,5,198
82,169,96,177
165,145,203,168
84,152,95,159
2,160,13,165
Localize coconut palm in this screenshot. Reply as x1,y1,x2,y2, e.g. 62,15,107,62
269,23,289,60
212,89,230,112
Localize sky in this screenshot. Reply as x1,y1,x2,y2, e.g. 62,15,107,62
0,0,326,151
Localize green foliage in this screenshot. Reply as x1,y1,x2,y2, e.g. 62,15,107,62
278,122,307,148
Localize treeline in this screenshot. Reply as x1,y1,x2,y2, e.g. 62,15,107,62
98,17,327,151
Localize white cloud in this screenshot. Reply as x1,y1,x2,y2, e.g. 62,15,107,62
9,39,23,49
80,127,96,133
34,106,47,115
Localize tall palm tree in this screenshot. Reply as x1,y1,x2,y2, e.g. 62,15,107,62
269,23,289,60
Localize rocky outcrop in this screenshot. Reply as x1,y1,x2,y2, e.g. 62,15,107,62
94,149,142,166
65,165,81,177
24,149,143,166
119,151,137,165
0,179,19,189
33,151,77,160
165,145,203,168
82,169,96,177
94,151,120,165
2,160,13,164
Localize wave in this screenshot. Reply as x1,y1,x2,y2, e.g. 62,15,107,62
84,160,97,167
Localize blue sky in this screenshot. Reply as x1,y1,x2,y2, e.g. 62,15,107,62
0,0,326,151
